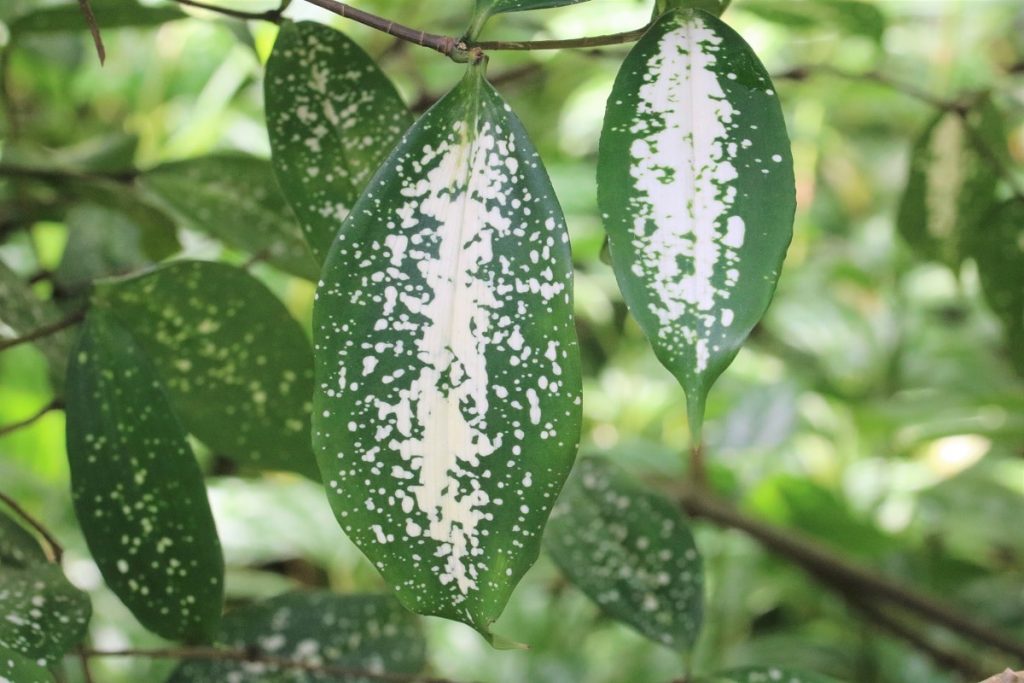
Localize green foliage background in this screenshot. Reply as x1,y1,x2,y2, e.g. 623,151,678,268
1,0,1022,681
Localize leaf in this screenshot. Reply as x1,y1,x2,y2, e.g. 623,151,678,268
65,311,224,642
0,645,54,683
265,21,413,263
597,8,794,439
166,592,426,683
91,260,319,479
660,0,733,17
545,457,703,649
702,666,841,683
739,0,885,42
0,564,91,665
477,0,592,15
897,98,1005,267
312,63,582,637
0,259,72,383
0,510,47,568
141,154,318,280
7,0,183,34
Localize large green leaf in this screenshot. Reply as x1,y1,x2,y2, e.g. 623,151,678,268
167,592,426,682
897,99,1004,266
141,154,317,280
545,457,703,649
0,645,53,683
597,9,794,439
7,0,183,34
702,667,841,683
971,198,1024,375
265,21,413,263
0,259,72,383
92,261,318,479
0,564,91,665
0,510,47,568
65,311,223,642
313,63,582,637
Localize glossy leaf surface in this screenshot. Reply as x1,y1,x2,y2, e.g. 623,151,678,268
142,154,317,279
167,592,426,682
546,457,703,649
93,261,318,479
597,9,794,437
66,312,223,642
313,65,582,636
265,21,413,263
0,564,91,665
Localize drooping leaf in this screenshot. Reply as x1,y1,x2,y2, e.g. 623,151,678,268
265,21,413,263
702,666,841,683
65,311,223,642
167,592,426,683
897,98,1005,266
0,645,53,683
7,0,183,34
141,154,317,280
91,260,318,479
0,564,91,665
597,9,794,439
545,457,703,649
312,63,582,637
0,259,73,383
971,198,1024,375
0,510,47,568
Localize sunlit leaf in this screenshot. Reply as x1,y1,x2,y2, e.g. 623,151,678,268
971,197,1024,375
66,311,223,642
0,259,72,383
897,98,1004,266
0,510,47,568
0,564,91,664
167,592,426,682
91,260,318,479
141,154,317,280
0,645,53,683
545,457,703,649
702,666,841,683
265,21,413,263
597,9,794,439
313,64,582,637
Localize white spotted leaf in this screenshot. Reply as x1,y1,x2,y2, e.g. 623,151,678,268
312,63,582,638
91,261,318,479
167,592,426,682
702,666,841,683
141,154,318,280
66,311,224,642
0,510,47,568
0,645,53,683
265,21,413,264
0,564,91,665
597,9,795,439
545,457,703,650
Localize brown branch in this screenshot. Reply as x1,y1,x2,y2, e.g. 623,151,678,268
168,0,284,23
0,310,85,353
82,647,467,683
299,0,462,59
77,0,106,64
0,490,64,563
0,397,63,438
678,487,1024,662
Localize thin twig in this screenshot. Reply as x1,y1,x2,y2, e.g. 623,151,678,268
0,490,64,563
169,0,283,23
0,397,63,438
83,647,466,683
0,310,85,353
77,0,106,64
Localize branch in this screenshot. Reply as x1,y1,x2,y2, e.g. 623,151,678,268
77,0,106,64
0,310,85,353
0,490,64,563
169,0,284,23
678,487,1024,662
0,397,63,438
82,647,467,683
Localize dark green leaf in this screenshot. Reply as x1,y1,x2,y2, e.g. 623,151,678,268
0,564,91,665
265,21,413,263
702,666,841,683
167,592,426,683
597,9,795,439
0,645,54,683
660,0,732,17
545,457,703,649
65,311,223,642
92,260,319,479
0,259,72,383
313,64,582,637
141,154,317,280
0,510,47,568
65,180,181,263
8,0,184,34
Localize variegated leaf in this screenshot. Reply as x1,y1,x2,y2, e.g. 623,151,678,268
66,311,224,642
265,21,413,263
313,63,582,638
0,564,91,665
0,645,53,683
597,9,795,439
545,457,703,650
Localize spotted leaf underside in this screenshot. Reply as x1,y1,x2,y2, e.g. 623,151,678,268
702,666,840,683
266,21,413,263
313,65,582,637
66,312,223,642
167,592,426,683
0,645,53,683
92,261,318,479
0,510,47,568
0,564,91,665
545,457,703,650
597,9,795,438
